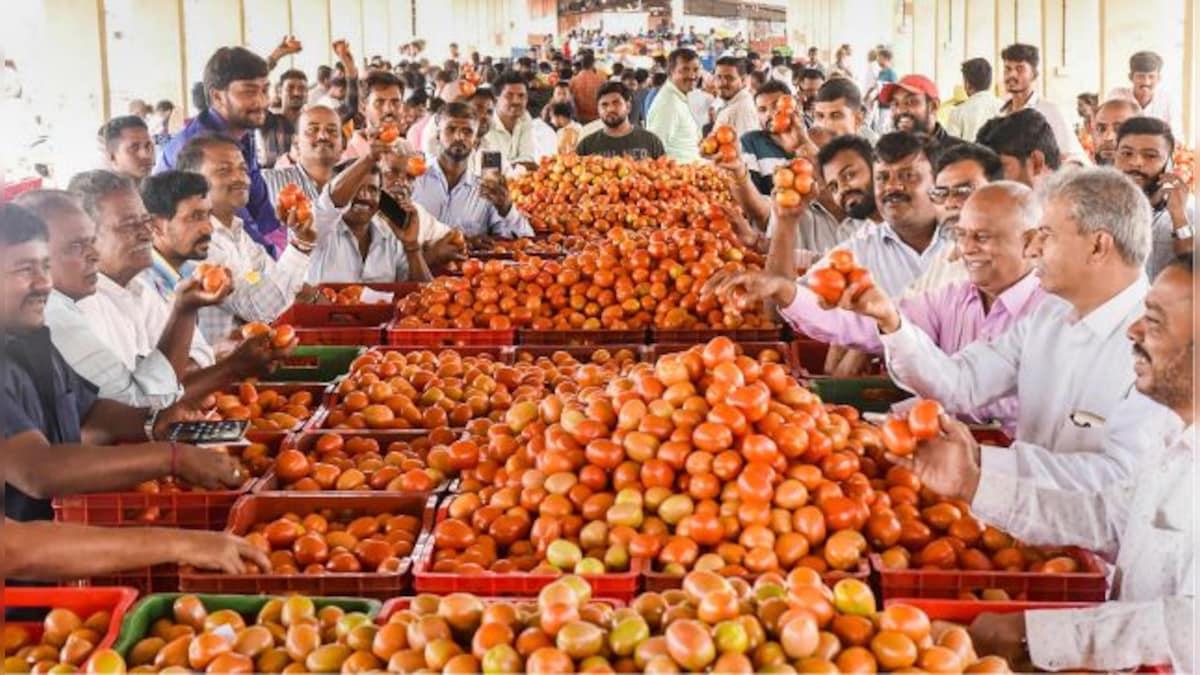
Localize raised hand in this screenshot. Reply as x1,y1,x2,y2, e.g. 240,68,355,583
174,277,234,311
884,414,982,502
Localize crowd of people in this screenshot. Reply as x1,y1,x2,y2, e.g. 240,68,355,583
0,28,1196,672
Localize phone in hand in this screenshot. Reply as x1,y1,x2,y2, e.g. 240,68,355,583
166,420,249,446
377,190,411,229
481,151,502,174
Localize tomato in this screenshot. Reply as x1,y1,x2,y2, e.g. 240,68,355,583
906,399,944,440
880,417,916,457
806,268,847,304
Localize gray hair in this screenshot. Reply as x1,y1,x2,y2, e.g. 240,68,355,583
12,189,86,225
971,181,1041,232
66,170,137,224
1037,166,1151,267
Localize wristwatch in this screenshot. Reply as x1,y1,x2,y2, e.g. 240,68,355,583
1171,224,1194,240
144,407,162,441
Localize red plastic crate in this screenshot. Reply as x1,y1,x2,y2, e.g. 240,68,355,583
413,506,645,602
650,325,785,344
276,306,388,346
367,344,513,363
511,344,648,365
376,596,625,624
179,492,437,598
645,341,800,375
642,558,871,593
52,477,258,531
4,586,138,648
872,548,1108,602
516,328,648,346
78,566,180,596
316,281,421,302
255,430,460,494
385,322,516,347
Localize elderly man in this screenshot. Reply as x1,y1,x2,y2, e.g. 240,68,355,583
894,252,1194,673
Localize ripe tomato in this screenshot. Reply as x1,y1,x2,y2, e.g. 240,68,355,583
880,417,916,457
906,399,944,440
806,268,847,304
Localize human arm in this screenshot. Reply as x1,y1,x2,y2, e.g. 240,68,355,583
717,151,772,227
176,334,286,406
2,520,271,579
265,35,302,72
1023,599,1194,672
1153,173,1194,255
480,173,534,239
158,277,234,376
208,230,310,325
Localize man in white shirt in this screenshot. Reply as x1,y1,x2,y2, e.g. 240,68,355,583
997,43,1087,165
944,57,1001,143
175,134,314,346
891,252,1194,673
485,71,537,169
712,56,757,139
874,167,1157,491
646,48,703,163
1106,51,1182,134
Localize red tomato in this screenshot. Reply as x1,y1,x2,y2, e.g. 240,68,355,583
880,417,916,457
906,399,944,440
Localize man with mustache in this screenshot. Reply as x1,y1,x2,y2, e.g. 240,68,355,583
256,68,307,169
175,134,315,346
976,108,1061,187
878,74,959,150
264,105,343,206
996,43,1086,166
486,70,538,168
712,56,757,139
646,47,703,163
795,68,825,125
1106,51,1181,133
100,116,156,182
813,78,876,143
411,102,534,241
1090,98,1140,165
343,71,409,162
157,47,284,256
892,253,1193,673
1113,117,1194,279
575,81,665,160
705,181,1046,435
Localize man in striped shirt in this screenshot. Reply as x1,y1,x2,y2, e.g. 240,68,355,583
262,105,343,207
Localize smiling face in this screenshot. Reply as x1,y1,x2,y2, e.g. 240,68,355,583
1128,264,1193,414
344,171,382,227
196,143,251,212
45,206,100,301
873,152,936,230
931,159,990,227
297,106,343,165
153,194,213,262
0,238,52,330
890,89,936,134
821,149,876,220
670,57,701,93
93,188,155,280
715,64,742,100
212,77,270,129
1002,60,1035,95
951,188,1032,296
1130,69,1160,106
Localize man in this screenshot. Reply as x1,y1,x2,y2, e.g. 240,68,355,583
411,103,534,241
976,108,1061,187
575,82,665,160
708,181,1046,434
309,64,333,104
156,46,283,255
804,47,825,75
646,48,703,163
876,167,1157,490
813,78,876,143
879,74,959,149
151,100,174,147
321,45,363,127
343,71,408,161
486,70,537,167
1090,98,1140,165
568,50,604,124
175,135,314,346
687,73,717,132
627,68,650,127
997,43,1086,165
263,105,343,206
1113,117,1194,279
1107,51,1181,133
796,68,825,125
257,68,306,168
945,58,1001,143
100,115,156,182
732,80,814,202
895,253,1193,673
712,56,757,139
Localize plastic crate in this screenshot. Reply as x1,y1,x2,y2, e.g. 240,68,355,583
969,426,1013,448
385,322,517,347
645,341,801,375
215,382,332,434
650,325,785,344
413,506,645,602
112,593,380,657
642,557,871,594
178,492,437,598
376,595,624,624
871,548,1108,602
808,376,912,413
511,344,648,365
77,566,180,597
52,474,258,531
793,339,831,376
517,328,649,346
254,430,459,494
367,344,514,363
4,586,138,648
269,346,365,382
276,306,387,346
317,281,421,302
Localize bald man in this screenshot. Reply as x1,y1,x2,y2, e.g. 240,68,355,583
1091,98,1141,165
703,181,1048,433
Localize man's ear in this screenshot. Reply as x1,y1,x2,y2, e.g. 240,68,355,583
1029,150,1047,177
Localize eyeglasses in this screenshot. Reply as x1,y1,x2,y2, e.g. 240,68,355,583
927,185,976,204
939,226,993,246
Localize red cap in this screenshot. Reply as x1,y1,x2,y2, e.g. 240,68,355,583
879,74,940,105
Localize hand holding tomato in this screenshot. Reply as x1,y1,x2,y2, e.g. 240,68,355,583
169,531,272,575
700,268,796,309
884,413,981,503
174,276,233,311
172,443,246,490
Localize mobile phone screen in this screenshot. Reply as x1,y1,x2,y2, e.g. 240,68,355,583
482,151,502,170
377,190,410,227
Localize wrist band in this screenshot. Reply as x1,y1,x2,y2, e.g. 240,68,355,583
170,441,180,477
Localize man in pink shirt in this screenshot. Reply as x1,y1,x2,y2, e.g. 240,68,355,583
705,181,1047,433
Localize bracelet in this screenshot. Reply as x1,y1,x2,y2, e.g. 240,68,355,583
169,442,180,477
289,237,315,254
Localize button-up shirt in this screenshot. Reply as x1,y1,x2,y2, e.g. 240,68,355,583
255,110,296,169
45,289,181,408
999,90,1088,165
262,164,322,207
155,108,285,256
192,215,311,345
1,329,98,522
903,247,969,297
1146,200,1194,280
972,419,1194,673
766,206,865,259
410,160,533,240
714,87,759,140
807,221,949,297
646,80,701,163
140,254,216,368
784,274,1045,432
944,90,1002,142
484,111,537,165
881,275,1150,491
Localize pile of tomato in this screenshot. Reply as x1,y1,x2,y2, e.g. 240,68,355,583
269,429,472,493
2,605,120,673
202,383,315,432
241,509,421,576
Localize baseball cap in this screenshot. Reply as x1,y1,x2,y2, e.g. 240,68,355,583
879,74,939,105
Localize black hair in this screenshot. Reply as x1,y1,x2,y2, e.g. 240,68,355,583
799,68,826,82
754,79,791,100
596,80,632,103
610,62,624,76
554,80,571,90
815,78,863,110
100,115,149,152
492,69,528,94
745,51,760,62
154,99,175,114
140,171,210,220
975,108,1061,170
439,101,478,123
1166,251,1192,275
278,68,307,86
961,58,992,92
1116,116,1175,155
668,47,699,71
405,90,428,107
933,142,1004,181
66,170,137,224
874,131,939,166
715,56,747,76
1000,43,1039,69
316,65,333,82
469,88,496,103
550,102,572,119
1129,51,1163,74
817,135,874,175
364,71,404,96
0,203,49,246
651,72,668,87
175,134,242,174
191,82,208,111
202,46,268,95
877,48,893,61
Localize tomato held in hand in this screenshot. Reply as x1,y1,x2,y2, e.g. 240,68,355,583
807,268,847,304
906,399,944,440
378,124,400,144
406,155,427,177
881,417,916,457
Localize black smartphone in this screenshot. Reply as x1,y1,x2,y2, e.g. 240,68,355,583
481,151,502,171
166,420,249,445
377,190,411,228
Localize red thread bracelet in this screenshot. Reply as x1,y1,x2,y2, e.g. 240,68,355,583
170,442,179,477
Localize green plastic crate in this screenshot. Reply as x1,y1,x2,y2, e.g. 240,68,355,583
112,593,380,657
809,376,912,413
267,346,364,382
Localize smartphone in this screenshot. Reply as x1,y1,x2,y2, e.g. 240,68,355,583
377,190,410,229
481,151,502,172
166,420,249,446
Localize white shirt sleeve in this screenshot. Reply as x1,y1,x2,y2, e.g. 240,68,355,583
1026,599,1194,673
48,317,182,408
415,203,453,244
216,243,310,324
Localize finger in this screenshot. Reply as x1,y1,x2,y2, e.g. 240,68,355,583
883,451,915,469
237,539,272,572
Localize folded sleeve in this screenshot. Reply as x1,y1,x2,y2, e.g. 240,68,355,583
1026,598,1194,672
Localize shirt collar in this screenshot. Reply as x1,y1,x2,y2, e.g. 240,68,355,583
1002,89,1041,111
987,271,1043,316
96,271,143,296
47,289,80,314
878,221,943,254
1073,274,1150,337
426,158,476,191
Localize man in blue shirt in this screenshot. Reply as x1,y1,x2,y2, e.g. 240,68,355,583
156,46,283,257
410,102,533,242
